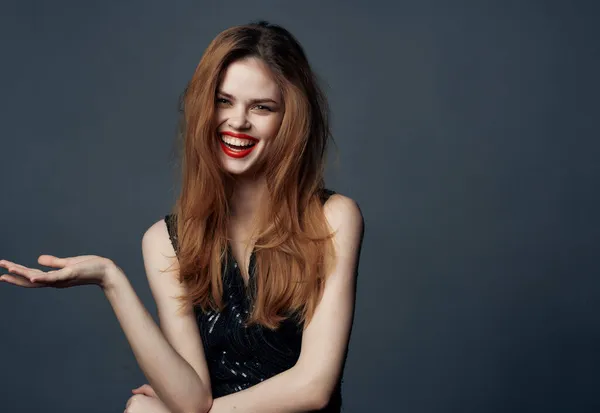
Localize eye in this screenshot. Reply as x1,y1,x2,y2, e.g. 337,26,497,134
254,104,272,112
216,97,230,105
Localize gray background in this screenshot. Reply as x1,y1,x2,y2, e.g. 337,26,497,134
1,1,599,412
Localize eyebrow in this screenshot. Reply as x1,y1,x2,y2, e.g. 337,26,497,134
217,90,279,105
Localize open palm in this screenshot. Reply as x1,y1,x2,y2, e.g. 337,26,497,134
0,254,114,289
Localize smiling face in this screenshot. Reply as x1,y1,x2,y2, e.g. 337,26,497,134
215,57,284,177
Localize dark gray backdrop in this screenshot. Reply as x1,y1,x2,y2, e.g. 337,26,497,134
1,1,599,412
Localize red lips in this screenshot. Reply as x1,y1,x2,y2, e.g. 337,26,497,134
221,131,259,141
219,131,258,159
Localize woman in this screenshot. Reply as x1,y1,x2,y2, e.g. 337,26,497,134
0,21,363,413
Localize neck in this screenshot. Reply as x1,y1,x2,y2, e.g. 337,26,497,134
229,174,268,223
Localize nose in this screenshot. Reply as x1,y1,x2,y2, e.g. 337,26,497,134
227,108,250,130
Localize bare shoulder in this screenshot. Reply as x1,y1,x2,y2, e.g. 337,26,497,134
142,218,175,254
323,193,364,235
141,218,179,278
143,217,170,244
323,193,364,263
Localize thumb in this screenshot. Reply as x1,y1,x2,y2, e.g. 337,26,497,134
132,384,157,398
38,254,100,268
38,255,69,268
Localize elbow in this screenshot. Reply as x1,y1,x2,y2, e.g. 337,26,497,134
293,362,338,411
192,381,213,413
180,389,212,413
310,389,332,411
193,394,213,413
183,401,211,413
194,397,213,413
304,377,335,411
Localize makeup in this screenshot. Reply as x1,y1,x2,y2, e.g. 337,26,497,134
220,131,259,159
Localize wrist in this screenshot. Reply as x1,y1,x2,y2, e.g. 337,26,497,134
101,261,126,292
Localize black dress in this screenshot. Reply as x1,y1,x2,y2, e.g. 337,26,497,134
164,189,342,412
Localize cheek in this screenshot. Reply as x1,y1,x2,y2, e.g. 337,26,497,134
214,109,225,125
258,116,283,140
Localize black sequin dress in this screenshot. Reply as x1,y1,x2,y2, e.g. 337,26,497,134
164,189,342,412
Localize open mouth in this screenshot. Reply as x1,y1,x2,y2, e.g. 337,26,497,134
219,134,258,158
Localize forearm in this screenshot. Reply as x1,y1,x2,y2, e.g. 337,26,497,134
103,265,211,413
209,365,327,413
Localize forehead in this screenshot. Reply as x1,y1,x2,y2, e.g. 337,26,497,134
218,57,280,98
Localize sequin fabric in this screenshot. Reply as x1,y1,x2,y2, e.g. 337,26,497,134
163,189,341,411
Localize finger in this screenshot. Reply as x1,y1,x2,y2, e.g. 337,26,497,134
125,394,142,408
1,263,66,285
0,263,44,283
0,274,44,288
31,268,73,284
0,261,37,273
38,255,71,268
38,254,100,267
135,384,157,397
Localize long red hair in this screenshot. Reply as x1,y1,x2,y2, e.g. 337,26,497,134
169,21,335,329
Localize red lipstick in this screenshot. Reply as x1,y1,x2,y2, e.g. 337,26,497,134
221,131,258,141
219,131,259,159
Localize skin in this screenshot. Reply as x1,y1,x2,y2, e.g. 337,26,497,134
215,57,286,279
216,57,284,179
0,56,364,413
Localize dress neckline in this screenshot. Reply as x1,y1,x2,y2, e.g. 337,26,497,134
226,241,256,287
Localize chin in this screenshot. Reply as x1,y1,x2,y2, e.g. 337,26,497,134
219,153,262,177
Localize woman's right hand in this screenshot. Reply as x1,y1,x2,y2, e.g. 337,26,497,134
131,383,159,398
125,384,170,413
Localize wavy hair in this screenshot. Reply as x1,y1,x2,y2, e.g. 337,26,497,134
169,21,335,329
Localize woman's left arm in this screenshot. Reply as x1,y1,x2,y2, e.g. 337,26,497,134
209,194,364,413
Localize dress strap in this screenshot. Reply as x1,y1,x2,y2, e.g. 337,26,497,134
320,188,336,204
164,214,179,254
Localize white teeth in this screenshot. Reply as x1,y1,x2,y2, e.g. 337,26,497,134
220,135,255,147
